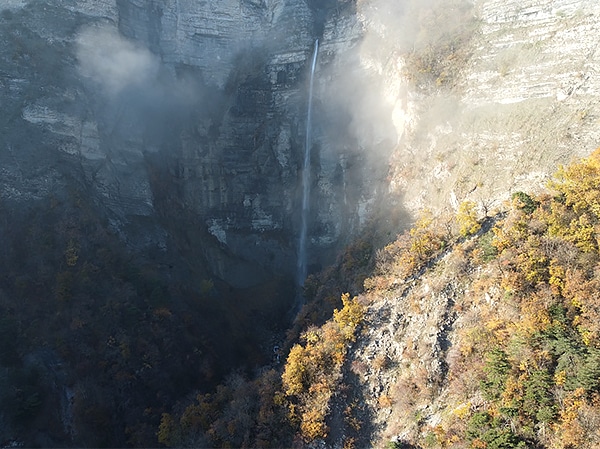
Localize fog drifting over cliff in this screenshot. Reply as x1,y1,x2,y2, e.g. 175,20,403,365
318,0,475,162
77,24,211,114
76,25,159,97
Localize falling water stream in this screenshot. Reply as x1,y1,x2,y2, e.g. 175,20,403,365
297,39,319,286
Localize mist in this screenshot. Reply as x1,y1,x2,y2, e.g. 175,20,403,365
75,24,207,142
319,0,475,152
76,25,160,97
357,0,475,51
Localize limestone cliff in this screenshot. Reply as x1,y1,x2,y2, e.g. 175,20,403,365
4,0,600,284
4,0,600,446
1,0,394,289
384,0,600,215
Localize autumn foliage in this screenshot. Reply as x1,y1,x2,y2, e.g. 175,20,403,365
444,149,600,448
282,293,365,441
355,149,600,448
152,149,600,449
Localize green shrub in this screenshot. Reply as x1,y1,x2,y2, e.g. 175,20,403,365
511,191,539,214
466,412,526,449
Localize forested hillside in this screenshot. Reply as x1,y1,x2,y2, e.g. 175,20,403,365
0,190,293,447
354,148,600,449
159,148,600,448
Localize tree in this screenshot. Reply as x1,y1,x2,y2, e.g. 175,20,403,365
511,191,539,214
281,294,364,442
481,348,511,401
457,200,481,237
549,148,600,219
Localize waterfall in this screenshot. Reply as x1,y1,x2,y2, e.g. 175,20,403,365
297,39,319,286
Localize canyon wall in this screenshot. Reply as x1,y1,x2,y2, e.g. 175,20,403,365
4,0,600,447
4,0,600,286
384,0,600,215
1,0,396,288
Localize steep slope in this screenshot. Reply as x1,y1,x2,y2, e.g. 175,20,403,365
276,149,600,449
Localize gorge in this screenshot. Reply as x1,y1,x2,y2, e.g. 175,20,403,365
2,0,600,447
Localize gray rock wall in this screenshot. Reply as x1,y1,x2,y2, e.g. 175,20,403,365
384,0,600,216
0,0,389,287
107,0,391,284
7,0,597,287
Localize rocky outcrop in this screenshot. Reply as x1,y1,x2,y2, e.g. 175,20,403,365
346,256,465,446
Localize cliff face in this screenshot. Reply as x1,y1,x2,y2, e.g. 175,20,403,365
5,1,600,284
121,0,396,286
1,0,393,289
385,0,600,215
4,0,600,446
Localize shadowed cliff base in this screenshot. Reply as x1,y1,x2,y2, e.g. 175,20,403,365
0,187,297,447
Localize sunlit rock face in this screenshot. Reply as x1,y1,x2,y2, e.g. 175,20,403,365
383,0,600,216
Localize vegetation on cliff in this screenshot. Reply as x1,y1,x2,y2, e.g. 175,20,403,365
358,148,600,448
5,146,600,448
158,148,600,448
0,187,292,447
